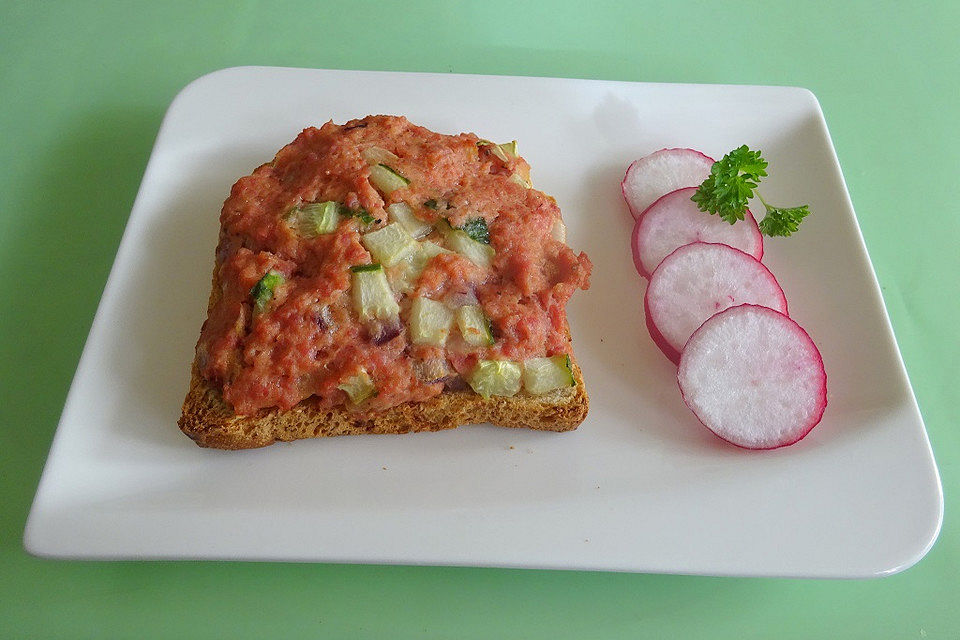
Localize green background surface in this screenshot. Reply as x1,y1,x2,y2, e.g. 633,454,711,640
1,1,957,637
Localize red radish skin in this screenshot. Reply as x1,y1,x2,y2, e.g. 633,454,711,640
644,242,788,364
677,304,827,449
644,294,683,363
621,149,715,219
631,187,763,278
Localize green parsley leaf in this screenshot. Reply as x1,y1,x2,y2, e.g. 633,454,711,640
351,207,376,225
459,217,490,244
691,145,768,224
349,263,383,273
758,204,810,237
336,203,377,225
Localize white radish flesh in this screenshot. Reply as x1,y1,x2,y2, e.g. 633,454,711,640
678,304,827,449
645,242,787,364
621,148,714,219
631,187,763,278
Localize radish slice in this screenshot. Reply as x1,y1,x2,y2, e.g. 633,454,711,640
621,149,714,219
631,187,763,278
645,242,787,364
678,304,827,449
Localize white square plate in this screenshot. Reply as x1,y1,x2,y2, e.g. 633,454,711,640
25,67,942,577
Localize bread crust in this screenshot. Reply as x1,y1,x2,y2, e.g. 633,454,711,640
179,360,588,449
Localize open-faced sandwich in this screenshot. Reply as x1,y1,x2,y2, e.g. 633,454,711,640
179,115,591,449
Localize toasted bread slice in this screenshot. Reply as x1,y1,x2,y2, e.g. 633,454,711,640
179,359,587,449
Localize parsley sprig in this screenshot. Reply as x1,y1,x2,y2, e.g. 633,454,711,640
691,145,810,237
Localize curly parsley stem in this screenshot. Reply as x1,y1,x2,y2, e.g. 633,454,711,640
755,191,772,211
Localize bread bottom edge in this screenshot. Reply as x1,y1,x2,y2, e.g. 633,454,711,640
178,363,589,450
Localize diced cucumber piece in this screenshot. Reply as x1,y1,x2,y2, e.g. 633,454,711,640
466,359,522,398
478,139,509,163
350,263,400,322
478,139,518,162
361,146,399,166
439,221,494,268
369,164,410,194
338,368,376,404
419,240,450,259
522,354,575,395
361,223,418,267
385,241,451,295
447,229,494,268
409,297,454,346
456,305,494,347
287,201,340,237
386,258,420,296
250,271,284,313
387,202,432,239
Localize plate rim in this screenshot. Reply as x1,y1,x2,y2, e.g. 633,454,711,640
23,66,944,577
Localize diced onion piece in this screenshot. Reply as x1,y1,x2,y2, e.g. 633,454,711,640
361,146,400,166
369,164,410,194
350,264,399,322
361,223,418,267
550,218,567,243
409,297,454,346
338,368,376,404
466,360,522,398
414,358,454,383
456,305,494,346
444,289,479,308
510,172,532,188
387,202,433,238
523,355,575,395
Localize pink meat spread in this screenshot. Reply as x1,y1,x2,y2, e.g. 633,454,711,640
196,115,591,415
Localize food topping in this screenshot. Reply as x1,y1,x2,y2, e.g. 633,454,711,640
197,115,590,415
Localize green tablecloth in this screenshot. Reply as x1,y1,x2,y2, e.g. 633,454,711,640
2,2,956,637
